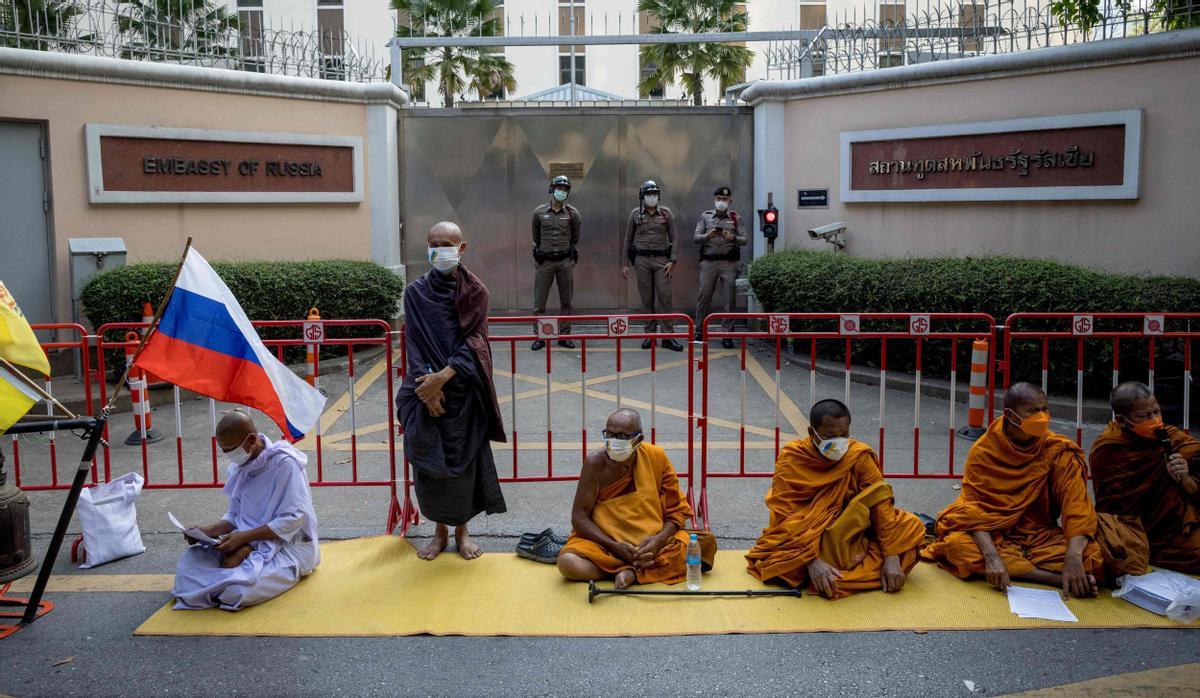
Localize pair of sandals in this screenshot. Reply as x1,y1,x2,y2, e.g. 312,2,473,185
516,528,567,564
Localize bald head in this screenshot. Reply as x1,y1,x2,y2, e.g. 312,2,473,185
1004,382,1046,412
606,408,643,435
428,221,463,246
1111,381,1154,418
216,411,256,453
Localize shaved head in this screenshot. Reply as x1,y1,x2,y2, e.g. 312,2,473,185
809,399,851,431
1110,381,1154,417
428,221,463,246
1004,382,1046,412
216,411,255,452
606,408,643,434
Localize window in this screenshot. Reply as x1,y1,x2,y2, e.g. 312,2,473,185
959,3,985,53
238,1,264,73
877,2,905,65
318,1,345,80
637,10,663,98
559,55,586,86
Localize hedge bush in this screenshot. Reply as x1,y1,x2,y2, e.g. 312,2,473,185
748,251,1200,400
82,260,405,369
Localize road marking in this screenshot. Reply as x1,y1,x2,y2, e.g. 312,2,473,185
7,574,175,593
743,352,810,435
1003,662,1200,696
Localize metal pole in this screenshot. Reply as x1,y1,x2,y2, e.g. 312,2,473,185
569,0,576,106
588,580,802,603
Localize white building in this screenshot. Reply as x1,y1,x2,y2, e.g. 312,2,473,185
223,0,1005,104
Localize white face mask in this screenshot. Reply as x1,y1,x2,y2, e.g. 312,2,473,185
643,195,659,208
813,434,851,462
227,439,255,467
428,245,461,273
605,437,640,463
714,200,729,212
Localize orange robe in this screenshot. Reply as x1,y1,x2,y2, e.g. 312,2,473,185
744,438,926,598
924,418,1104,581
561,444,694,585
1090,423,1200,574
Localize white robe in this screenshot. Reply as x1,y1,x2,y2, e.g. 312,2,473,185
172,435,320,610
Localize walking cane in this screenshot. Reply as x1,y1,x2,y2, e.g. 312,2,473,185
588,580,801,603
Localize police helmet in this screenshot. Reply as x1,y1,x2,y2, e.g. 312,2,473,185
549,175,572,193
639,180,661,198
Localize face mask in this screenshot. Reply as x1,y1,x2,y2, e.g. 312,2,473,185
227,438,255,467
1008,410,1051,438
552,189,568,203
428,245,460,273
714,200,729,212
813,434,851,462
1123,415,1164,440
643,195,659,207
605,436,641,463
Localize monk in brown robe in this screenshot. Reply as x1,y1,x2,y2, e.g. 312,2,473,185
924,382,1103,598
745,399,926,599
1090,382,1200,574
558,408,695,589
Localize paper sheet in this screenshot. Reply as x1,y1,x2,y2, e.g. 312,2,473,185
1007,585,1078,622
168,512,221,545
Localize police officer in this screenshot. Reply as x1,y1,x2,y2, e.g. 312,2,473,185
531,175,580,351
694,185,747,349
621,180,683,352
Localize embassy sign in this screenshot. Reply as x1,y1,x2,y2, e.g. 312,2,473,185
85,124,364,204
840,110,1142,202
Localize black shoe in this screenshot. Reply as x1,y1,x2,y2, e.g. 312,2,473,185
531,340,546,351
662,339,684,352
557,339,576,349
520,528,568,547
641,338,653,350
516,537,564,565
694,332,703,342
722,338,735,349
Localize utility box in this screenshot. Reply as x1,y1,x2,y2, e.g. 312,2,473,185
69,238,126,325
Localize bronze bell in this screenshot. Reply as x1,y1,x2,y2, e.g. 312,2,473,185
0,445,37,584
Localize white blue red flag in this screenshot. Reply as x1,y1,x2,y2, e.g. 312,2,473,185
135,248,326,441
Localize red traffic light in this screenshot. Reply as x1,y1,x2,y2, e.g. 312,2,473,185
764,210,777,223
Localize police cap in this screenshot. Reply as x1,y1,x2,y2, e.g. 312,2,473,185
713,186,732,197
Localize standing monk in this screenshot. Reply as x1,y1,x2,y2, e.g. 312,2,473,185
621,180,684,352
745,399,925,599
396,222,507,561
924,383,1103,598
1090,382,1200,573
557,408,703,589
530,175,580,351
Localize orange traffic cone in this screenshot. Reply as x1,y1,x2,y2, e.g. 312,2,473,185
957,339,990,441
124,331,163,445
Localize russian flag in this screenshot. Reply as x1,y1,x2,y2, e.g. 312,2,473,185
135,248,326,441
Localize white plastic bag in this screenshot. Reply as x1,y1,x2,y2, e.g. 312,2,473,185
1113,569,1200,624
76,472,146,569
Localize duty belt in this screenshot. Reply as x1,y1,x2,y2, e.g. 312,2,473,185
634,247,671,258
701,249,740,262
540,250,573,261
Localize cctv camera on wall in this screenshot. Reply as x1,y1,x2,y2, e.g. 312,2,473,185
808,222,847,250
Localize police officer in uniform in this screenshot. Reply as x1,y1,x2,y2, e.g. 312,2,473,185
693,185,747,349
531,175,580,351
621,180,683,352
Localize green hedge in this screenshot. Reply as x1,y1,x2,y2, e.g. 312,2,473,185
82,260,404,370
748,251,1200,401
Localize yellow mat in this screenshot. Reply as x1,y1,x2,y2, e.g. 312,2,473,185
135,536,1199,637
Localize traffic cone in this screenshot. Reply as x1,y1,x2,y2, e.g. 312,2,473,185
140,301,167,389
957,339,990,441
124,331,163,445
306,307,320,387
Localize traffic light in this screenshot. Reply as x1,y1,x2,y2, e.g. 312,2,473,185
758,204,779,241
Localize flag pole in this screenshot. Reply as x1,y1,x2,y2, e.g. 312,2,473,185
0,358,77,419
103,236,193,413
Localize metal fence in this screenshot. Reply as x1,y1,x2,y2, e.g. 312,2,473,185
763,0,1199,78
0,0,387,82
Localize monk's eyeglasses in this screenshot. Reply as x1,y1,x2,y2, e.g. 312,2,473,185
603,430,642,440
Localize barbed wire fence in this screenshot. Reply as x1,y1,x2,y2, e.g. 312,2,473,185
0,0,389,82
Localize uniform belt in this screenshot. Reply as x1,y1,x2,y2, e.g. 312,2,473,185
635,247,671,258
540,250,572,261
701,249,740,262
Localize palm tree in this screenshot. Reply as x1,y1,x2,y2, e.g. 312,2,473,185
115,0,238,63
638,0,754,106
391,0,516,107
2,0,86,51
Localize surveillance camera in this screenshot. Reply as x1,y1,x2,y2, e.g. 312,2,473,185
807,222,847,240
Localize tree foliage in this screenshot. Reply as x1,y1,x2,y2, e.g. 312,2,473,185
637,0,755,106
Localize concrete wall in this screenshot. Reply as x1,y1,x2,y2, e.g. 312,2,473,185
745,30,1200,279
0,49,406,324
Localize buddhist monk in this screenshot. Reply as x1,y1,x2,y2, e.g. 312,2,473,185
557,408,699,589
745,399,926,599
395,221,507,561
1089,382,1199,574
924,382,1102,598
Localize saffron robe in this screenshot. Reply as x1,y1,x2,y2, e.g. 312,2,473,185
173,436,320,610
744,438,925,598
396,266,506,526
561,444,695,584
924,418,1104,581
1090,423,1200,574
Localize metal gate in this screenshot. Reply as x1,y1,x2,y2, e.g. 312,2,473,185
399,107,755,312
0,121,53,328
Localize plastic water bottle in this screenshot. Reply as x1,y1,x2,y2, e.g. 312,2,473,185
686,534,702,591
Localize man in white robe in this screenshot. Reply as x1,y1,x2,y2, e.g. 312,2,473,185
172,411,320,610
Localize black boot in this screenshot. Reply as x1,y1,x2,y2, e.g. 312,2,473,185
662,338,684,352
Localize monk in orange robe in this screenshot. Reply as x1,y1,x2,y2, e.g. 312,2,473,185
558,408,696,589
745,399,926,599
924,382,1103,598
1090,382,1200,574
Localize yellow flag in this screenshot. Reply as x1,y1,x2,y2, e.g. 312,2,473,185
0,280,50,434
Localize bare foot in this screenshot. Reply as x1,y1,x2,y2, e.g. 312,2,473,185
417,525,449,561
614,569,637,590
220,544,253,569
455,526,483,560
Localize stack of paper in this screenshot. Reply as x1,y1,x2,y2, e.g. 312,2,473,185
168,512,221,545
1007,585,1079,622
